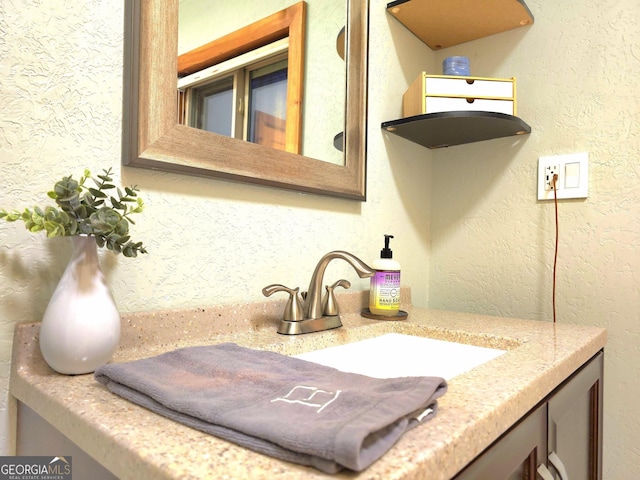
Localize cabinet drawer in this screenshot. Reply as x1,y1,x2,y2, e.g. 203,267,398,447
423,96,514,115
425,76,514,98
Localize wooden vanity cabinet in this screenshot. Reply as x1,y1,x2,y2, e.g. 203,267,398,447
547,350,603,479
453,403,547,479
454,351,603,480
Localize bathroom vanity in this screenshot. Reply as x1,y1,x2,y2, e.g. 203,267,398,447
10,289,605,479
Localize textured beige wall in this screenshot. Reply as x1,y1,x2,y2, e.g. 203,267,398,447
3,0,634,477
0,0,431,454
427,0,639,477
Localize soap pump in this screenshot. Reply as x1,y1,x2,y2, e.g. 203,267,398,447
369,234,401,316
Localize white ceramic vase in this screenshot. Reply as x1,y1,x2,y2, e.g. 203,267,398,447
39,235,121,375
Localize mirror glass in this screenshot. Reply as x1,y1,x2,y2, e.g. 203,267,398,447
178,0,345,166
122,0,368,200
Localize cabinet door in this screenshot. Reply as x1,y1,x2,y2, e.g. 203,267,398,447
454,403,548,480
547,351,603,480
16,402,117,480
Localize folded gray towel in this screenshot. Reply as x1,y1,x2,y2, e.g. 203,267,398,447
94,343,447,473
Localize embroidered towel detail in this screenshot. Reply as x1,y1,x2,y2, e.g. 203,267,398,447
94,343,447,473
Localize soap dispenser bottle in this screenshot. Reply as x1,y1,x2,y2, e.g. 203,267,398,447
369,234,401,316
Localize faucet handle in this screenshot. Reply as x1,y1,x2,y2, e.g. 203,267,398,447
262,284,304,321
322,279,351,316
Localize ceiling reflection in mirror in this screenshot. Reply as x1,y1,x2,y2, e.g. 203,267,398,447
178,0,346,166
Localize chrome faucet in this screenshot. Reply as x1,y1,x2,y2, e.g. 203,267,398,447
304,251,375,319
262,250,375,335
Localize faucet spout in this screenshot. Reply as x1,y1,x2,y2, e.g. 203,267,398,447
305,250,375,320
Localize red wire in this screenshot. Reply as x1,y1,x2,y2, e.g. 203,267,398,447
552,175,559,323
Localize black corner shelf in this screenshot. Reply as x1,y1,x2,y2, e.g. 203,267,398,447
381,111,531,149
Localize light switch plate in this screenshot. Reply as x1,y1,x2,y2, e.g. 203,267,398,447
537,152,589,200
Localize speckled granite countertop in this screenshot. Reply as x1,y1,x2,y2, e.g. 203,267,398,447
10,289,606,480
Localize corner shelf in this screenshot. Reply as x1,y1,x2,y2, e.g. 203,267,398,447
382,0,534,149
381,111,531,149
386,0,534,50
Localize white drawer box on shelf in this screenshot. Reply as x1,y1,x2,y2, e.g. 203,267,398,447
403,74,517,117
420,96,514,115
423,75,515,97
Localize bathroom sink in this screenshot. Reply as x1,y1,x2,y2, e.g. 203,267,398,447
295,333,506,380
263,322,520,380
294,332,507,380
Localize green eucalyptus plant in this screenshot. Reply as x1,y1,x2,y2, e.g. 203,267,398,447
0,168,147,258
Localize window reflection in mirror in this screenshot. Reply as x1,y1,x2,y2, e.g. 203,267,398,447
179,39,289,151
248,58,288,149
190,77,234,135
178,0,345,165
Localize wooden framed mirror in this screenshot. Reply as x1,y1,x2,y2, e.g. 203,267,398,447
122,0,369,200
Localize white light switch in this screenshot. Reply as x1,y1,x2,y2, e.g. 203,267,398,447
564,162,580,189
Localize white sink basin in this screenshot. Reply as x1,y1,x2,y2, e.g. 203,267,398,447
295,332,507,380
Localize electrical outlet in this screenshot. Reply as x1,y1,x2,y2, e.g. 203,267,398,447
538,153,589,200
544,163,560,191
